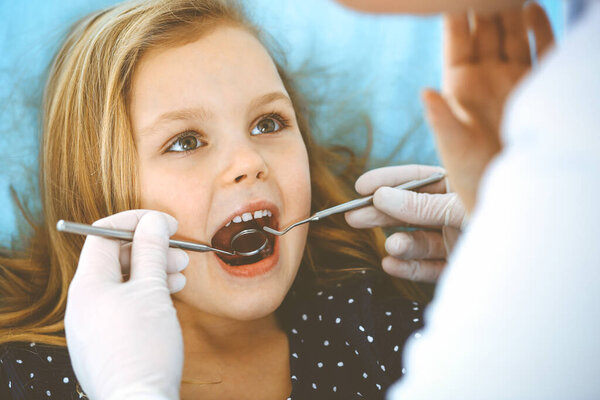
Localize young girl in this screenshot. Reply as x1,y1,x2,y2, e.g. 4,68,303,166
0,0,430,398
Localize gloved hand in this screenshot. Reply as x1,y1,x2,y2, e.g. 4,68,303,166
345,165,466,283
65,210,189,400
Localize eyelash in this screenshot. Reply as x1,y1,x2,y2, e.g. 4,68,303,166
261,112,290,131
164,112,291,154
164,131,205,154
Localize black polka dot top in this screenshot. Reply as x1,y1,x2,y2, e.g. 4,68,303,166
278,271,425,399
0,341,82,399
1,272,425,399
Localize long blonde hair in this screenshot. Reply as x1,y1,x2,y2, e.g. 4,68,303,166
0,0,428,347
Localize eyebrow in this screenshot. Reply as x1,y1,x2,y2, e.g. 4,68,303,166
248,91,293,111
141,91,293,135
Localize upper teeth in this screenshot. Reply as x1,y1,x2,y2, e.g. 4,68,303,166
226,209,272,227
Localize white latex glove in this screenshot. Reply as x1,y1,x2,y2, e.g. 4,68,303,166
65,210,189,400
345,165,466,283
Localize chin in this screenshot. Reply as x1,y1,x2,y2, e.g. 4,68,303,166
223,291,285,321
174,252,299,320
174,281,288,322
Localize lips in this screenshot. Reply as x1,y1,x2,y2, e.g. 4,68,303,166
211,205,279,266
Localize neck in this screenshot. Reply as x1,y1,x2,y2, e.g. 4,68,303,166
174,299,290,389
173,298,283,355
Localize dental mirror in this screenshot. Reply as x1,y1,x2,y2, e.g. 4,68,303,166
229,228,269,257
56,220,268,257
57,173,444,258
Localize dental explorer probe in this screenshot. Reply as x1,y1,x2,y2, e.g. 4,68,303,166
56,220,268,257
57,172,444,257
264,171,446,236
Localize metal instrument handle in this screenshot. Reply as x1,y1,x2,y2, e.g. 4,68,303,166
56,220,234,255
313,171,445,219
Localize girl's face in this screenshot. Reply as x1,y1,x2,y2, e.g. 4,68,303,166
129,25,311,321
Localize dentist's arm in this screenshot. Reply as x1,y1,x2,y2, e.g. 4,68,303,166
65,210,188,400
336,0,525,15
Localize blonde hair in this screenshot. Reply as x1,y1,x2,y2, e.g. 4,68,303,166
0,0,428,347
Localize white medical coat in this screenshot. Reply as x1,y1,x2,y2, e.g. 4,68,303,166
389,2,600,399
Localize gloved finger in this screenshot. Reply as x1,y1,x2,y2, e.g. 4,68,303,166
373,187,466,228
355,165,447,196
167,249,189,274
346,191,466,229
345,205,410,229
130,211,178,282
75,210,175,284
119,245,188,276
385,231,446,260
473,13,503,62
382,257,446,283
119,242,133,278
167,273,187,294
500,7,531,64
524,1,554,60
76,234,123,284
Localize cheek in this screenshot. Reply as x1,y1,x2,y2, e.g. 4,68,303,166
276,140,311,212
137,159,212,236
138,164,180,210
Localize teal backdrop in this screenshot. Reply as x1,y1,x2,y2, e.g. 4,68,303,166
0,0,564,241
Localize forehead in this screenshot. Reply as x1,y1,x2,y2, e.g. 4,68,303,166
129,25,286,130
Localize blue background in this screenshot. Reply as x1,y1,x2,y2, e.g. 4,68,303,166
0,0,563,241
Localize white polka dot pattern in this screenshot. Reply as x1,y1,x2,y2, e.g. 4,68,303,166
0,342,82,399
1,274,424,400
279,273,425,399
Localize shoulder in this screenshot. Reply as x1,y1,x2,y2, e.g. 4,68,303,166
0,342,82,399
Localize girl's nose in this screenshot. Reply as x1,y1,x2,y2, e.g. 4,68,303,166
221,143,269,185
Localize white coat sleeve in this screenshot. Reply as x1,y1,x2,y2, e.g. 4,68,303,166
388,3,600,399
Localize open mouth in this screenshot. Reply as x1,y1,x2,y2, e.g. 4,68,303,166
211,208,278,266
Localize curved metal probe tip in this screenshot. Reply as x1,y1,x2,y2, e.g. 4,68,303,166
264,171,446,236
263,216,318,236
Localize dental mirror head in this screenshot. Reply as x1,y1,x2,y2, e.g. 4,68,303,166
230,228,269,256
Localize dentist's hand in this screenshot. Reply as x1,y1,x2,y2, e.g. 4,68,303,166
422,3,554,211
345,165,466,283
65,210,189,400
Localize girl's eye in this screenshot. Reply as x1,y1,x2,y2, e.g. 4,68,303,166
251,116,284,136
167,133,204,152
